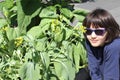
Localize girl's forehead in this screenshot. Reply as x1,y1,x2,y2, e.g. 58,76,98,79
90,23,103,28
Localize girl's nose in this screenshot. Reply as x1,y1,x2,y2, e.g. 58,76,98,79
91,32,97,38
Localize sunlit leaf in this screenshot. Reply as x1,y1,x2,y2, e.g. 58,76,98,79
39,6,59,18
19,62,40,80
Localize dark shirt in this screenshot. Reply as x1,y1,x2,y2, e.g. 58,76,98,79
86,37,120,80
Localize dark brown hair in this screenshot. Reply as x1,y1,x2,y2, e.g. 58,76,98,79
83,8,120,43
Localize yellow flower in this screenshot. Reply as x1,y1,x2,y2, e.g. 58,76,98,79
15,37,23,47
0,26,8,31
51,19,59,27
79,25,86,33
51,19,60,33
51,19,59,32
3,26,8,31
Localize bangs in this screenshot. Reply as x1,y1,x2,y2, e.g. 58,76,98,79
85,16,104,28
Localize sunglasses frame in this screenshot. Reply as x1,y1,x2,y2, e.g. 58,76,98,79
85,28,106,36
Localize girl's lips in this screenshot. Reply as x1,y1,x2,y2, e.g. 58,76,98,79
90,40,98,43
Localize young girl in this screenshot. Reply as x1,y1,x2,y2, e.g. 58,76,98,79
83,8,120,80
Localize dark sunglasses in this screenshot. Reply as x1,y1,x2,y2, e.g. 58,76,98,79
85,28,106,36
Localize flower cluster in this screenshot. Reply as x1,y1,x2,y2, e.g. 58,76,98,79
79,25,86,33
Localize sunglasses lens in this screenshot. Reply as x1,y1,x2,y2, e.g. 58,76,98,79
85,28,105,35
95,30,105,35
86,30,92,35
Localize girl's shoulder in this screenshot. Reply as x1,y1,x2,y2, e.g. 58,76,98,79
105,37,120,49
104,37,120,57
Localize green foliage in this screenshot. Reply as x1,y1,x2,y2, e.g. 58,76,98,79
0,0,88,80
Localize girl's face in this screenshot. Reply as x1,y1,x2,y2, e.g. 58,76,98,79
86,25,108,47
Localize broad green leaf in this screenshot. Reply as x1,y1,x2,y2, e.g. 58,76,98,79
54,61,62,77
6,27,20,40
73,9,88,22
54,59,75,80
39,18,54,27
19,62,40,80
79,43,87,64
54,29,64,42
39,6,58,18
40,52,50,70
73,9,88,16
0,0,14,10
53,59,69,80
27,26,44,39
64,27,73,40
62,41,69,49
35,38,47,51
60,8,73,19
73,14,85,22
60,15,71,24
24,50,33,62
47,41,57,49
73,43,81,71
0,19,7,28
0,1,4,11
73,42,87,70
16,0,41,33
